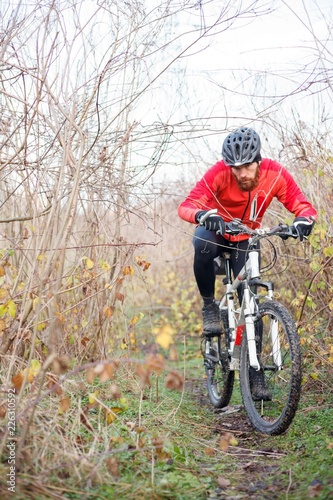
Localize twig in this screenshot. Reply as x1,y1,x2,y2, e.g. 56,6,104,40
297,255,333,326
286,468,292,499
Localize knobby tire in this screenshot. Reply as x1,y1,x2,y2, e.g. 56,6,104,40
240,300,302,435
205,334,234,408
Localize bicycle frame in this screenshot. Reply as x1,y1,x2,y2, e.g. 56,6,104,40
218,244,275,372
201,211,302,434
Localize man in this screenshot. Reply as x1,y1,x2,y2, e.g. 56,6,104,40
179,127,317,400
178,127,317,335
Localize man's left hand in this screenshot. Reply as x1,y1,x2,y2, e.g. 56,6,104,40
292,216,315,241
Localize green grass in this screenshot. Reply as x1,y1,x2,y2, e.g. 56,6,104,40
0,336,332,500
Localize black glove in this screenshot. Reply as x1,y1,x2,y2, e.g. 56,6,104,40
292,216,315,241
195,210,226,234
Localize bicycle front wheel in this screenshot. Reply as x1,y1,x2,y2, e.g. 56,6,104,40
240,300,302,435
205,334,234,408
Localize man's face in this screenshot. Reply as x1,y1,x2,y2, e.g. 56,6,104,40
231,162,260,191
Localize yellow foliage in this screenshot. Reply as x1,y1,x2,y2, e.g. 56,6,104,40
7,300,16,318
154,324,174,349
99,259,111,272
135,256,151,271
156,331,173,349
105,409,117,424
85,258,94,269
88,391,99,404
123,265,134,276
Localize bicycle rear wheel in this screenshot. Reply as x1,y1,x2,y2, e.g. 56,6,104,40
204,334,234,408
240,300,302,435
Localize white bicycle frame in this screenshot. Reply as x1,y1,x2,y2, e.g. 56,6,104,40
199,208,290,373
218,248,275,372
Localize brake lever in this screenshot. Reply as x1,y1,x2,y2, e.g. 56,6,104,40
277,223,298,239
225,218,243,235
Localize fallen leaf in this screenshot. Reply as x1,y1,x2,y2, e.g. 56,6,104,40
12,373,24,390
59,396,71,413
106,457,119,477
165,370,184,391
219,438,229,452
105,410,117,424
88,391,99,405
136,364,151,387
308,479,323,497
110,383,121,399
97,362,116,382
219,432,238,451
52,355,70,374
217,476,231,488
145,353,165,375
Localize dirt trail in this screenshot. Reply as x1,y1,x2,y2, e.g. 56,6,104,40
186,378,290,499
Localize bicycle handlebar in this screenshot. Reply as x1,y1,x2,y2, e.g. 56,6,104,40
198,209,298,240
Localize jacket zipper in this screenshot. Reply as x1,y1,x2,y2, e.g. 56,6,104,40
240,192,251,222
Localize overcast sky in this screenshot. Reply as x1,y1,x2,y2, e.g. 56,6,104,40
1,0,332,177
169,0,332,126
145,0,333,175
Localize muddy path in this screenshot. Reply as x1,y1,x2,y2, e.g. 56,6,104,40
186,377,293,499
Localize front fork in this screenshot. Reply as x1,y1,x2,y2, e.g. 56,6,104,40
242,287,261,371
227,282,275,371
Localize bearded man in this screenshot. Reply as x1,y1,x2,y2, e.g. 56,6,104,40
178,127,317,335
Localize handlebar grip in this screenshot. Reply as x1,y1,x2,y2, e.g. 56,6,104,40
198,208,218,225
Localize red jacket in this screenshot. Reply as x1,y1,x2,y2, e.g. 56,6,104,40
178,159,317,242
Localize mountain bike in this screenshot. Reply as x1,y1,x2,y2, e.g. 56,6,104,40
200,209,302,435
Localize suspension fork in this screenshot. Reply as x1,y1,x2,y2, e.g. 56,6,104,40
221,253,236,346
270,316,282,369
242,284,261,371
247,277,282,369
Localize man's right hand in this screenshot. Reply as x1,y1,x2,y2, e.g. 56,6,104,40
195,210,226,234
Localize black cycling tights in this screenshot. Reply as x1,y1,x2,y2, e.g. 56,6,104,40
193,225,259,302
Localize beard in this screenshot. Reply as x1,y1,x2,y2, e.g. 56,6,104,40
234,165,260,192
